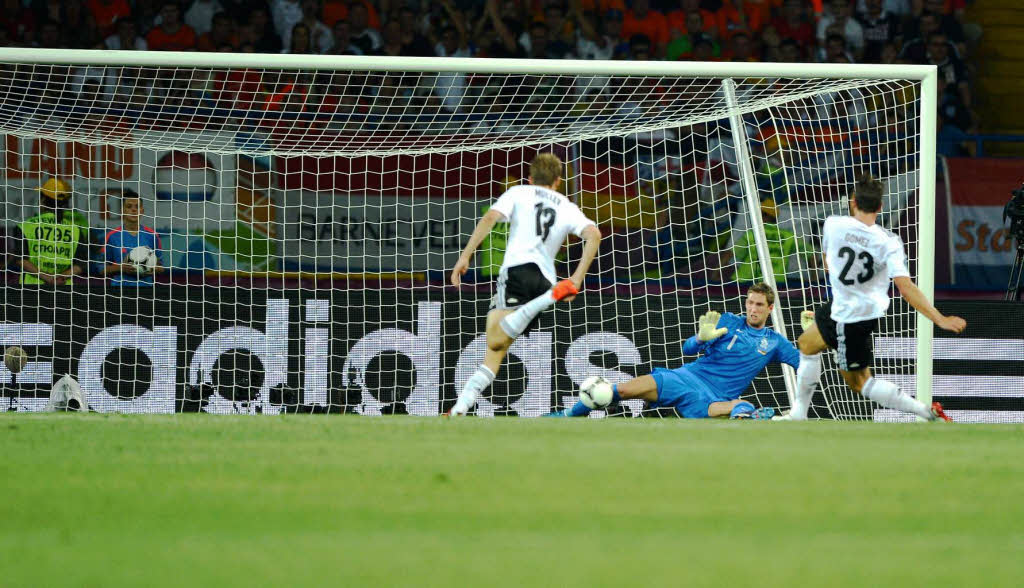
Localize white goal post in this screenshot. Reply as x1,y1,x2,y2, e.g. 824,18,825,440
0,48,937,418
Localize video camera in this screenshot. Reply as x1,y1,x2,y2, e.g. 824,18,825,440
1005,184,1024,247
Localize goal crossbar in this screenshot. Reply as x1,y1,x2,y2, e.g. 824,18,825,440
0,48,939,80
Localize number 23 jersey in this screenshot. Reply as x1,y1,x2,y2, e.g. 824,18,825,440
822,215,910,323
490,185,595,284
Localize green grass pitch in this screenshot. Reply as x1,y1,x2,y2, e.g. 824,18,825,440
1,414,1022,587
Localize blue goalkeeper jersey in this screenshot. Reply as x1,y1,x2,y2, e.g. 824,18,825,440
681,312,800,401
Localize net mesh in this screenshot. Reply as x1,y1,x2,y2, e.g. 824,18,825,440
0,57,926,419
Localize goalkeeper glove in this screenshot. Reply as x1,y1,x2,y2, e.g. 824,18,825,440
697,311,728,342
800,310,816,332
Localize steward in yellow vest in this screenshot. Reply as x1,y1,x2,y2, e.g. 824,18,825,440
13,178,90,286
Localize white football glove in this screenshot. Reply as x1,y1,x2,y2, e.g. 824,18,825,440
800,310,816,332
697,311,728,342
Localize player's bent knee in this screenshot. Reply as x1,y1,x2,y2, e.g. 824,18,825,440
486,336,511,353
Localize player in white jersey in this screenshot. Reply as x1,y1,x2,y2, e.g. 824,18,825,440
780,174,966,422
447,153,602,416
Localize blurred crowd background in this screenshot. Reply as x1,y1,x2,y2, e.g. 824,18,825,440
0,0,983,134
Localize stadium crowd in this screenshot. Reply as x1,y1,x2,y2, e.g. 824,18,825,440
0,0,985,288
0,0,981,134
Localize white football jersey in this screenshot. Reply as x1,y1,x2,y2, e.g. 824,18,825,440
822,215,910,323
489,184,595,284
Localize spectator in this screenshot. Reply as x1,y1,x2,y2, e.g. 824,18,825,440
283,21,313,53
33,19,61,48
692,33,716,61
822,32,855,63
270,0,303,40
622,0,669,57
320,0,380,29
817,0,865,60
329,19,363,55
727,198,817,285
37,0,64,23
103,190,165,287
108,65,156,107
263,71,309,112
739,0,782,33
714,0,759,40
104,18,148,50
899,11,950,63
71,65,112,104
433,0,470,57
147,2,197,51
378,20,404,57
347,0,382,55
574,9,629,60
11,178,91,286
219,0,260,24
5,0,36,44
778,37,803,62
878,40,901,63
184,0,223,35
132,0,161,35
665,11,719,60
196,11,237,52
396,5,434,57
539,1,576,50
433,20,471,111
214,60,265,109
628,32,652,60
936,78,970,157
242,5,282,53
914,0,966,52
520,21,571,59
474,0,523,58
928,31,972,128
857,0,902,63
667,0,717,38
86,0,129,38
772,0,814,53
760,24,783,61
279,0,330,54
723,31,757,62
60,0,99,49
855,0,910,17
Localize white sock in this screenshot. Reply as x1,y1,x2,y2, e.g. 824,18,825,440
861,377,933,420
499,288,558,338
791,352,821,420
452,365,495,415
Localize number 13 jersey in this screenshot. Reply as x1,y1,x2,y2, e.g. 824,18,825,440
490,185,595,284
822,215,910,323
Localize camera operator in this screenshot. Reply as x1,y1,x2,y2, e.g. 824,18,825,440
1004,184,1024,301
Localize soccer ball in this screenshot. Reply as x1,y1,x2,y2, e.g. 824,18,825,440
128,245,157,274
579,376,614,409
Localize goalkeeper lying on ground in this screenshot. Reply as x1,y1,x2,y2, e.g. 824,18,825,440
549,282,806,419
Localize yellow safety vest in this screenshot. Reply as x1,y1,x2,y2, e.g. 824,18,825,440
18,213,82,284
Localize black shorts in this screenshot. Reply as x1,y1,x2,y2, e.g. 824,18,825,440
491,263,552,332
814,300,879,372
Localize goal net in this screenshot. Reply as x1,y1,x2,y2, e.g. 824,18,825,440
0,50,936,419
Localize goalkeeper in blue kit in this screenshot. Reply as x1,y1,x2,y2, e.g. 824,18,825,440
550,283,803,419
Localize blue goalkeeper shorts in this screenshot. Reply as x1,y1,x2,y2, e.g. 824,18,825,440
650,366,717,419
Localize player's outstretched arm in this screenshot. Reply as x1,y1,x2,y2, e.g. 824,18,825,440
567,225,602,294
893,276,967,333
450,208,506,287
